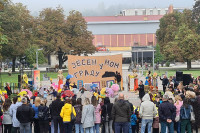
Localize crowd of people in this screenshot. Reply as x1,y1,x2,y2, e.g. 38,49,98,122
0,73,199,133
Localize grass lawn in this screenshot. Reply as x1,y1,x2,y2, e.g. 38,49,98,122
155,70,200,78
0,71,68,84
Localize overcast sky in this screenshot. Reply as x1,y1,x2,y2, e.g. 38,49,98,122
12,0,195,16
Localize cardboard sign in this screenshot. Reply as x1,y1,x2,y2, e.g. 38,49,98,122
68,55,122,88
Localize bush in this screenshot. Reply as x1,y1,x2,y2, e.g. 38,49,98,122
165,61,170,67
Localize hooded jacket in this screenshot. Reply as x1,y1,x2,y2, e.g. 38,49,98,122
9,102,22,127
139,94,157,119
81,104,95,128
111,99,131,122
60,103,76,122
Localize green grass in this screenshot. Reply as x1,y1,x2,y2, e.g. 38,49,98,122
155,70,200,78
0,71,68,84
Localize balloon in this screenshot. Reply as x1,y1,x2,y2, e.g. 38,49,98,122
111,84,119,92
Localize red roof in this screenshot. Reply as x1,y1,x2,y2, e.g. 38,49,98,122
84,15,163,22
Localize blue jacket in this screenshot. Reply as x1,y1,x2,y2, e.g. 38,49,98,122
9,102,22,127
131,114,137,125
32,104,39,119
180,105,192,120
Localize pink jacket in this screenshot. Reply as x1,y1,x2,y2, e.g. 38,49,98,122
174,100,183,116
94,104,101,124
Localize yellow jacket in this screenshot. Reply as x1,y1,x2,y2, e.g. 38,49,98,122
60,103,76,122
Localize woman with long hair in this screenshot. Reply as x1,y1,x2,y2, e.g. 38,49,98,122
174,95,183,133
180,98,192,133
32,97,41,133
38,99,50,133
91,96,101,133
74,98,83,133
81,98,95,133
60,98,76,133
2,99,12,133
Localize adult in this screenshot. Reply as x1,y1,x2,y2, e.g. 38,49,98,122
180,98,192,133
101,97,113,133
158,94,176,133
32,97,41,133
49,93,64,133
80,85,87,98
16,97,34,133
160,75,169,93
60,97,76,133
74,98,83,133
9,96,22,133
139,94,157,133
138,80,145,100
174,95,183,133
91,96,101,133
115,72,122,91
5,83,12,97
111,93,131,133
81,98,95,133
38,99,50,133
2,99,12,133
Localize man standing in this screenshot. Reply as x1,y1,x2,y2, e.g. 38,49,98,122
49,93,64,133
112,93,131,133
16,97,35,133
139,94,157,133
158,94,176,133
160,75,169,93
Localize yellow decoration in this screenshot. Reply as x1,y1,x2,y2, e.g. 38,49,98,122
128,74,135,79
0,90,7,95
100,88,106,98
23,74,28,84
18,91,27,96
58,89,62,93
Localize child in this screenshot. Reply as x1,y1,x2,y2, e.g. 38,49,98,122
131,110,137,133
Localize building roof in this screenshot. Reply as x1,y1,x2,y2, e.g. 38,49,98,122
84,15,163,22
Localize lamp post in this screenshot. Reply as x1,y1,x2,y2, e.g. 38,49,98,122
36,48,43,69
147,46,155,74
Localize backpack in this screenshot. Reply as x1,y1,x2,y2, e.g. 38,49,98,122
38,106,46,120
74,105,82,123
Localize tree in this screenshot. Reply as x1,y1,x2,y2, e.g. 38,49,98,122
34,7,69,69
0,25,7,59
192,0,200,34
65,10,96,56
156,9,200,70
0,2,33,72
154,44,164,64
24,45,46,66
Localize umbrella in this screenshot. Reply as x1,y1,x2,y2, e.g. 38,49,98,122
63,90,74,98
21,89,32,98
90,84,98,92
71,88,79,95
66,74,74,79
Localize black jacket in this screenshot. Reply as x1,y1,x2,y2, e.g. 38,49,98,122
16,104,35,123
5,86,12,96
160,78,169,86
158,101,176,122
111,99,131,122
139,84,145,99
38,105,50,121
50,99,64,117
101,103,113,122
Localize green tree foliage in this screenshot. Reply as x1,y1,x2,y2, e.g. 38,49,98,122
156,9,200,70
192,0,200,34
0,2,33,72
65,10,96,56
25,45,46,66
154,44,164,64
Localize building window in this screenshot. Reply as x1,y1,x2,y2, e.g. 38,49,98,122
135,11,138,15
143,10,146,15
150,10,153,15
158,10,161,15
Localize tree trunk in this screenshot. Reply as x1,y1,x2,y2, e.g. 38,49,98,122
187,60,191,70
58,49,63,69
12,57,16,72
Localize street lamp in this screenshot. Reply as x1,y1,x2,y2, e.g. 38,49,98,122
36,48,43,69
147,46,155,74
69,50,74,55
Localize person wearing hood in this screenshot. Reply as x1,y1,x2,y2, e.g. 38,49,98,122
60,98,76,133
139,93,157,133
111,93,131,133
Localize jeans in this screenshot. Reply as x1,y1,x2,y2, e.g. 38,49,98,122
63,122,72,133
181,119,191,133
33,118,40,133
53,116,63,133
20,122,30,133
4,124,12,133
160,121,174,133
93,124,100,133
105,120,113,133
85,127,94,133
114,122,129,133
75,124,84,133
11,127,20,133
131,125,136,133
39,121,49,133
141,119,153,133
129,122,132,133
176,121,181,133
